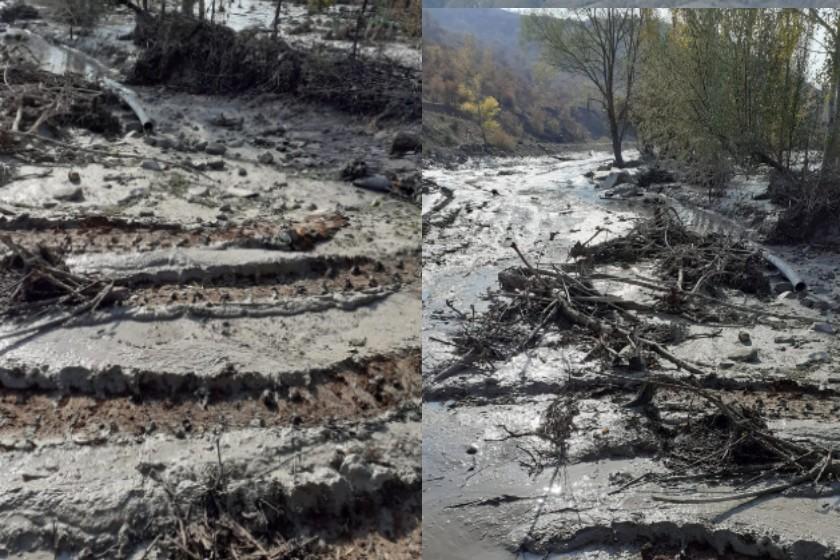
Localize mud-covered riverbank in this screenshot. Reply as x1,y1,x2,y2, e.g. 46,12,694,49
0,2,421,557
422,153,840,560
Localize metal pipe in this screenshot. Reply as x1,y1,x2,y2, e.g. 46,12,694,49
765,252,806,292
102,78,155,133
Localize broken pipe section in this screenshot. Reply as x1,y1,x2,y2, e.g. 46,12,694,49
765,252,806,292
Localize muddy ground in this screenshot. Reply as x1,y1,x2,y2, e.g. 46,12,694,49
0,1,420,558
422,152,840,560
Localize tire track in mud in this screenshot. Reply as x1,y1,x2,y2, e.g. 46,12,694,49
0,350,420,442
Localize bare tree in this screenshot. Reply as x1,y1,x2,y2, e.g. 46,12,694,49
351,0,370,61
523,9,643,167
809,9,840,182
272,0,282,40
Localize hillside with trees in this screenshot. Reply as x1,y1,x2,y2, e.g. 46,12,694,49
422,8,611,155
632,8,838,239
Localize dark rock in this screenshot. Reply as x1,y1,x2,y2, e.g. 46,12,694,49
636,166,675,188
391,131,421,156
341,158,368,181
728,349,760,364
599,171,631,190
205,142,226,156
140,160,162,171
353,175,391,193
813,322,835,335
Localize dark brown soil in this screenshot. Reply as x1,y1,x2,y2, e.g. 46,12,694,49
0,350,420,440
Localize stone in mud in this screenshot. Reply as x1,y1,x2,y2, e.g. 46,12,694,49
157,136,176,150
803,294,833,311
605,183,641,198
728,349,760,363
599,171,631,190
258,151,274,164
205,142,227,156
738,331,752,345
67,170,81,184
813,322,835,335
353,175,391,193
207,160,225,171
238,167,248,176
798,351,831,369
53,185,84,202
390,131,421,156
341,158,369,181
140,160,162,171
226,187,258,199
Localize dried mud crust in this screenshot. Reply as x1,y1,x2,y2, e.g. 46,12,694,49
0,350,420,440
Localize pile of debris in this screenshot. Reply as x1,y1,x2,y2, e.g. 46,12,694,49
0,48,121,150
570,209,770,296
129,12,303,96
0,2,39,24
767,169,840,242
128,12,420,121
149,446,419,560
439,211,839,501
0,237,125,321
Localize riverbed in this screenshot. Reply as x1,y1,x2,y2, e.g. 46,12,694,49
422,152,840,559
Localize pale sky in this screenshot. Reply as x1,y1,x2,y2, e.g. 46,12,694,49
508,7,829,82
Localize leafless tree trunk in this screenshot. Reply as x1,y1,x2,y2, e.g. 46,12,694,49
272,0,282,40
351,0,369,60
523,9,643,167
198,0,205,19
181,0,194,15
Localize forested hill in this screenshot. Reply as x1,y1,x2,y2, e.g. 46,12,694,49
422,8,610,152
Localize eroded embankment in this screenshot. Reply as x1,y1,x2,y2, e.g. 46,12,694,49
422,153,840,560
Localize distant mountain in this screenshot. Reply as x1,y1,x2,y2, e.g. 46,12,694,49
423,7,556,69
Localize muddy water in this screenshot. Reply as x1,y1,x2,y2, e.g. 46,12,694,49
422,152,640,368
420,152,815,558
422,152,643,558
